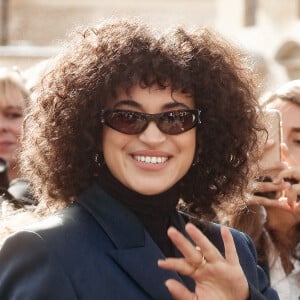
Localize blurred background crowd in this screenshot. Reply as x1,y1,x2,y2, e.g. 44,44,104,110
1,0,300,93
0,1,300,299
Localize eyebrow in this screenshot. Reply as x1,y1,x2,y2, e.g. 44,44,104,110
291,127,300,133
113,100,140,109
112,99,190,110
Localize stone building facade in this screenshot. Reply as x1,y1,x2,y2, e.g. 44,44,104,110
0,0,300,91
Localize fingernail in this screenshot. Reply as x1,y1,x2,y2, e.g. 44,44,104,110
164,281,170,288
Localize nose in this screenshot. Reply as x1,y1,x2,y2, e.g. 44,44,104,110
0,115,9,133
138,121,166,145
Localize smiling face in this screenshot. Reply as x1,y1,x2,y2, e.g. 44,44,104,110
102,85,197,195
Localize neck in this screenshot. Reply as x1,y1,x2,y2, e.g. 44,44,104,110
97,166,181,256
97,165,181,214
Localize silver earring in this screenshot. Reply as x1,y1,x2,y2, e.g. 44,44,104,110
95,152,105,167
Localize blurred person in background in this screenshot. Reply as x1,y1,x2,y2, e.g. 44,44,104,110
0,19,278,299
0,67,28,182
0,67,36,240
23,58,51,101
229,80,300,300
263,80,300,166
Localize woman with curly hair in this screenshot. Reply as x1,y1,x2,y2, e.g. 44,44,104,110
0,19,278,299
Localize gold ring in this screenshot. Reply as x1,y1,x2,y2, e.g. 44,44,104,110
188,246,207,269
195,246,201,251
199,254,206,268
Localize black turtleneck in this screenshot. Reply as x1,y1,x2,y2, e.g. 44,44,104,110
97,166,181,257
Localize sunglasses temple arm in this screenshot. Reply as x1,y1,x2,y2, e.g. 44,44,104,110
197,110,201,124
100,110,105,124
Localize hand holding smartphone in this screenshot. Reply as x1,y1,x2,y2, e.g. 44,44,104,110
254,109,283,199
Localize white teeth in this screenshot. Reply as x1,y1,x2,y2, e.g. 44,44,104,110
134,155,168,164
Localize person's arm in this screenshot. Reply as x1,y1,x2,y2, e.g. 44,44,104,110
0,231,78,300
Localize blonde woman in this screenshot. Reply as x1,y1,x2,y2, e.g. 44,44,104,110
0,68,35,240
0,67,29,182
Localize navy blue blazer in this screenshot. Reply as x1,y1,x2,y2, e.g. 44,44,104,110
0,183,279,300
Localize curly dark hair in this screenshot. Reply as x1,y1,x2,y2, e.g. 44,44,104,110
21,19,262,217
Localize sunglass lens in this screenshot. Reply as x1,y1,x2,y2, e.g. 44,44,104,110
107,111,146,134
159,111,196,134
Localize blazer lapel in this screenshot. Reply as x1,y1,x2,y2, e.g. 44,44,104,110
76,183,184,300
109,234,180,300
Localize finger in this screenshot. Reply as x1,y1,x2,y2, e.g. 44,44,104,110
291,183,300,197
259,160,287,172
293,202,300,215
248,195,286,208
274,168,300,183
166,227,207,264
284,185,299,208
292,182,300,191
185,223,223,261
276,196,294,210
221,226,239,265
158,257,204,277
254,181,287,192
165,279,194,300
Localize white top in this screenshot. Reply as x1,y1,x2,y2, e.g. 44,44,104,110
259,206,300,299
270,256,300,300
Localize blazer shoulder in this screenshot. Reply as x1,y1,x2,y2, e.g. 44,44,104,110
0,230,79,300
24,202,95,241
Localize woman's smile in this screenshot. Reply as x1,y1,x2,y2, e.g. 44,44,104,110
131,150,171,170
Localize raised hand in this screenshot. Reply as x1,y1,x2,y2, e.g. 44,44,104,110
157,223,249,300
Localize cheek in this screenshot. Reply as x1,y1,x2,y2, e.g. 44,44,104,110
102,128,117,156
176,130,196,160
102,128,129,161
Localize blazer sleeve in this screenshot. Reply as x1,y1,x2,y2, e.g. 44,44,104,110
240,233,279,300
0,231,78,300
